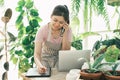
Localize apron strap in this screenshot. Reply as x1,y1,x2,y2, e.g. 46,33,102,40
47,24,51,41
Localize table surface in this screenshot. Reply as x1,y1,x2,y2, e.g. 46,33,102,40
26,68,82,80
27,68,67,80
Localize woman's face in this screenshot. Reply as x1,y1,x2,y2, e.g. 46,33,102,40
50,15,66,30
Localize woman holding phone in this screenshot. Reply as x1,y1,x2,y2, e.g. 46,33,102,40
34,5,72,73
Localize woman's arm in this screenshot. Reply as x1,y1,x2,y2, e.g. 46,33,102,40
34,41,42,66
34,41,46,73
61,27,72,50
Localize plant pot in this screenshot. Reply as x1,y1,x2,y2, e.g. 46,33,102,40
80,69,103,80
104,71,120,80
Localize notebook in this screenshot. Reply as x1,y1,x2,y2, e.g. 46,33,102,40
58,50,91,72
25,67,51,77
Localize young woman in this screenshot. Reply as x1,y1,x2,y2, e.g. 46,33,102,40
34,5,72,73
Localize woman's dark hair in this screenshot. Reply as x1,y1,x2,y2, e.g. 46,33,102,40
51,5,70,24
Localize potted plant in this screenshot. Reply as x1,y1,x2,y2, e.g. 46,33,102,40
92,44,120,80
79,52,119,80
92,37,120,60
103,61,120,80
79,54,105,80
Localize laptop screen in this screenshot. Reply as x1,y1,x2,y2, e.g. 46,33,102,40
58,50,91,72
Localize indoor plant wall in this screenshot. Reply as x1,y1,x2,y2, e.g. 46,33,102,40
9,0,42,73
70,0,110,50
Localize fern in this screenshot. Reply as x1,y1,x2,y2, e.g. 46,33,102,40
71,0,80,16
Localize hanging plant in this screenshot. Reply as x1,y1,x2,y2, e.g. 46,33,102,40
9,0,42,73
0,0,4,7
71,0,110,31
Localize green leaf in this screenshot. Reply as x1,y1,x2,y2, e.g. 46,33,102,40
34,16,42,22
0,0,4,6
29,35,35,42
16,13,24,25
7,32,17,43
29,19,39,27
92,54,104,68
18,0,25,7
24,49,33,58
15,50,23,56
18,29,25,38
112,62,120,75
71,16,80,27
105,45,120,62
15,6,23,12
31,57,34,63
26,26,34,34
17,23,25,31
25,1,33,9
30,9,39,16
12,57,18,64
22,36,30,45
71,40,82,50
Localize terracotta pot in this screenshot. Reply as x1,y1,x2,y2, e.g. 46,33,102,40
104,71,120,80
80,69,103,80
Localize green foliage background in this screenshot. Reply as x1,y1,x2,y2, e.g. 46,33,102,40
10,0,42,72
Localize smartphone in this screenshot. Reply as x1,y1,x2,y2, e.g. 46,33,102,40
60,27,65,37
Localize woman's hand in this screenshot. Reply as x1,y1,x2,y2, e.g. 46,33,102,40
62,23,70,37
61,23,71,50
37,65,47,74
63,23,69,32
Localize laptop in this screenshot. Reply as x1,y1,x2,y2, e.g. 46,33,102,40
25,67,51,77
58,50,91,72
